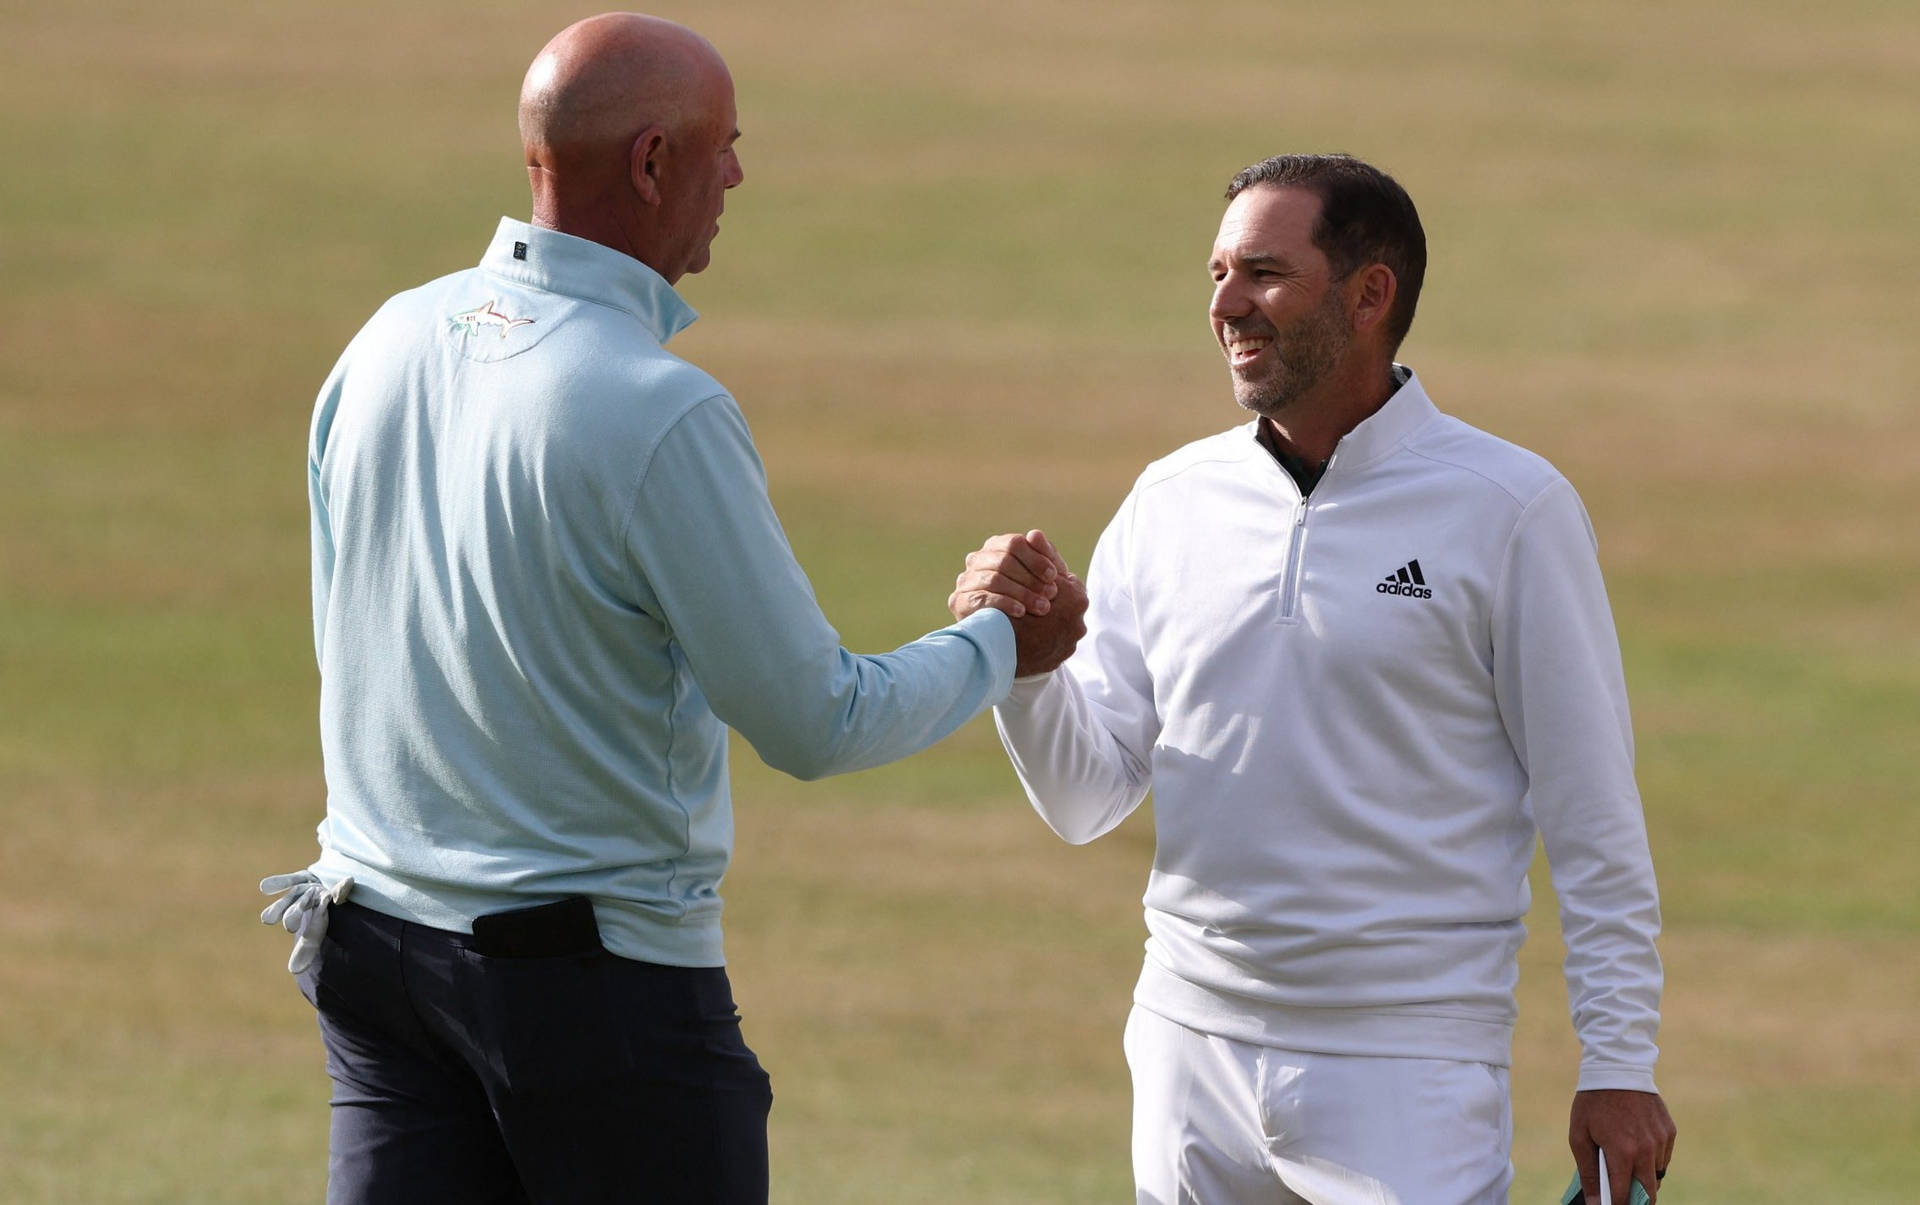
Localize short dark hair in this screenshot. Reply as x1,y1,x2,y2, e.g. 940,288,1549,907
1225,154,1426,351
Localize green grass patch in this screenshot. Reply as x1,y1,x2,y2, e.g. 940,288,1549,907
1,0,1915,1198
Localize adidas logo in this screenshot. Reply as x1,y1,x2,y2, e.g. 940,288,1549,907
1377,559,1433,599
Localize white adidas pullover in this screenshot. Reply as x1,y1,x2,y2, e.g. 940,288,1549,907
995,371,1662,1091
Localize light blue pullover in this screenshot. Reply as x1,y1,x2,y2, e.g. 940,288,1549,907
306,218,1015,966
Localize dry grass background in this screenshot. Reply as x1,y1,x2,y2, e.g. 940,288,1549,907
1,0,1915,1200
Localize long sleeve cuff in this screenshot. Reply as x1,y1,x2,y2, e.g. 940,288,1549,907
1576,1061,1659,1094
957,606,1019,704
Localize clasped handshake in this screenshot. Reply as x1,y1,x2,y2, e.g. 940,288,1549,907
947,529,1090,678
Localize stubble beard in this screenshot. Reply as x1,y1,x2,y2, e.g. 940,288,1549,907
1227,287,1352,419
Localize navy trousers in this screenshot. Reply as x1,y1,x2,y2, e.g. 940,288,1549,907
297,901,773,1204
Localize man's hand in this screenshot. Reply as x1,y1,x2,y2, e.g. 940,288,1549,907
949,529,1066,620
1571,1089,1676,1203
950,529,1089,677
1007,569,1086,677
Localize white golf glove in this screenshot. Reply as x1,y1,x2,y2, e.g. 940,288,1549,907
259,871,354,974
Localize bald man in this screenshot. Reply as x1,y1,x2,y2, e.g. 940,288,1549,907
262,14,1081,1203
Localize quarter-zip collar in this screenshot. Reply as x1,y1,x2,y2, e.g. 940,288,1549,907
477,217,699,345
1321,364,1440,475
1243,364,1442,489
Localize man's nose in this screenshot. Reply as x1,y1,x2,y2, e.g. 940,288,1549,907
1209,277,1249,321
725,151,744,189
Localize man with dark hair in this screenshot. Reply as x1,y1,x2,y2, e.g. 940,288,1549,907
953,154,1676,1203
1224,153,1428,352
261,13,1082,1203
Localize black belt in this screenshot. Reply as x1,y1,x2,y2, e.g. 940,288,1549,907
469,896,603,958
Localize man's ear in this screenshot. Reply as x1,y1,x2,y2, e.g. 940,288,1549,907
629,125,668,206
1349,263,1398,337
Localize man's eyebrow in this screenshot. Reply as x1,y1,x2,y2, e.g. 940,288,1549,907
1208,252,1293,271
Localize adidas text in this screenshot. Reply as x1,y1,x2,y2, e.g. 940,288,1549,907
1379,559,1432,598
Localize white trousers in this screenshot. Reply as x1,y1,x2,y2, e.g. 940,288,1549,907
1125,1006,1514,1205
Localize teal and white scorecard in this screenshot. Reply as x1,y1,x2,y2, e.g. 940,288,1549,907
1559,1151,1653,1205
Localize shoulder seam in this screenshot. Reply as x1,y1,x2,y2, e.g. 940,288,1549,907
1400,440,1561,510
617,391,735,600
1134,434,1255,494
1490,475,1580,627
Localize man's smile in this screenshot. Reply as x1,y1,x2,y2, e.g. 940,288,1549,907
1223,331,1274,367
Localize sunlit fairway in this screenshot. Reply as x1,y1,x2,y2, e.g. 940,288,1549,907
1,1,1915,1201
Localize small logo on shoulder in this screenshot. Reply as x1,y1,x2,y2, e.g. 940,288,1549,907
450,299,536,339
1377,559,1433,599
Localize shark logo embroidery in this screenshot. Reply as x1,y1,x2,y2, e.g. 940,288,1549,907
450,299,536,339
